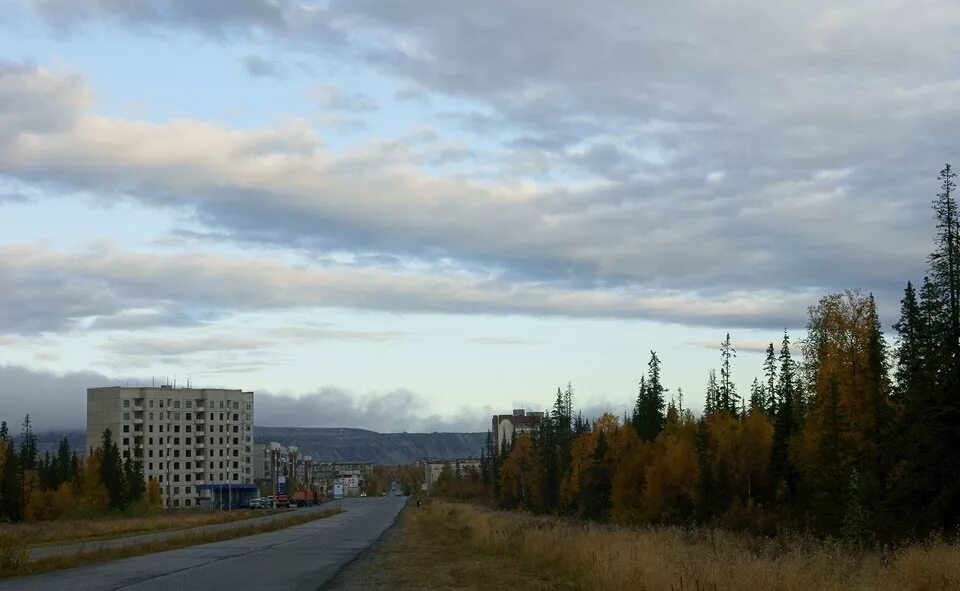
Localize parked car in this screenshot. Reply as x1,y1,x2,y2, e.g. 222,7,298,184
248,497,266,509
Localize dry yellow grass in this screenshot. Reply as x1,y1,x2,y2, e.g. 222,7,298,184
1,508,341,579
410,502,960,591
0,508,285,548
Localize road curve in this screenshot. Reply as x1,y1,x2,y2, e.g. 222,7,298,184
1,496,407,591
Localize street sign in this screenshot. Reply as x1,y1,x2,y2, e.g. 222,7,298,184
278,475,287,495
333,483,344,499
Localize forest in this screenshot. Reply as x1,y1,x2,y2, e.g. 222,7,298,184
435,164,960,543
0,421,161,522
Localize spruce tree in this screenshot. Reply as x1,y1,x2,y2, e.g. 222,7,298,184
749,378,765,414
719,333,739,413
57,436,72,487
100,429,125,510
0,428,20,522
764,342,778,416
771,330,798,503
704,369,719,416
634,352,666,441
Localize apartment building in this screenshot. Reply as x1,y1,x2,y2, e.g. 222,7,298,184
491,408,545,450
421,457,482,488
87,385,255,508
253,441,315,495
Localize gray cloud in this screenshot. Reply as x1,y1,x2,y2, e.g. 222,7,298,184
0,244,815,336
0,364,491,432
312,84,377,113
466,337,539,346
8,2,956,331
241,55,286,79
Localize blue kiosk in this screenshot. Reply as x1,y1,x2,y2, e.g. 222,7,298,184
196,483,259,510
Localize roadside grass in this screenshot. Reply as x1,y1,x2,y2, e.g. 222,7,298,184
325,499,577,590
0,508,288,548
408,502,960,591
0,508,342,579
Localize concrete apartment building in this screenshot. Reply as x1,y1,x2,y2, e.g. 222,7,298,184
311,462,373,497
491,408,545,450
421,457,482,489
87,385,255,508
253,442,314,495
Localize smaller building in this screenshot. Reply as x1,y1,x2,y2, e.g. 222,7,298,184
311,461,374,497
491,408,544,451
421,457,481,489
252,442,314,496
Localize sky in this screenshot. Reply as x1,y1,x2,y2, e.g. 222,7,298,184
1,0,958,432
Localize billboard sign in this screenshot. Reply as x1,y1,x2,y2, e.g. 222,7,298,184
333,483,344,499
343,476,359,488
278,475,287,495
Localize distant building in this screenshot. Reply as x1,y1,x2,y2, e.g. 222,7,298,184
311,461,373,497
491,409,545,450
87,385,255,509
253,442,314,495
420,457,481,488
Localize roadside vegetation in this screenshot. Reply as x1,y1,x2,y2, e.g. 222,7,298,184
0,507,341,578
0,508,284,548
334,500,959,591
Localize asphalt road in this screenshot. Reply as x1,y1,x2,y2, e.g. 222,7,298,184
2,496,407,591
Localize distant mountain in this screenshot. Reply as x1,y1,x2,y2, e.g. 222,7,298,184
255,427,487,464
34,427,487,465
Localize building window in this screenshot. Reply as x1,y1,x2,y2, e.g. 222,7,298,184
148,425,154,433
123,451,129,458
174,462,180,470
123,425,130,433
233,402,238,410
184,499,191,507
209,462,213,469
185,486,191,494
148,450,154,458
123,412,130,420
174,413,180,421
174,425,180,433
186,437,192,445
219,461,224,469
148,412,153,420
245,445,250,453
233,473,239,481
186,474,192,482
174,450,180,458
232,413,238,421
232,461,238,469
209,437,214,444
186,400,192,409
186,450,192,457
159,400,164,408
174,437,180,445
219,413,224,421
186,413,192,421
123,399,130,408
174,475,180,482
233,449,238,457
159,475,163,482
174,486,180,494
219,437,224,445
123,437,129,446
148,462,153,470
219,401,224,409
174,401,181,409
159,425,163,433
186,425,192,433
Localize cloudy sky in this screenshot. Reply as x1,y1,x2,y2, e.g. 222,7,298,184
0,0,957,431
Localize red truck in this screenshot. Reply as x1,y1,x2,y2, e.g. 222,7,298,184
275,494,290,508
291,490,320,507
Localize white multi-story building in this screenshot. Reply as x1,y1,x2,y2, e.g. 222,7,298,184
253,441,314,495
87,385,255,508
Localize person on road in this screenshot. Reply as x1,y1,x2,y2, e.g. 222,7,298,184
416,498,422,508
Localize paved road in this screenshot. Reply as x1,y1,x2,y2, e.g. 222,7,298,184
2,496,407,591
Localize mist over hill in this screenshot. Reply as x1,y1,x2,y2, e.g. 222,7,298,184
35,427,487,465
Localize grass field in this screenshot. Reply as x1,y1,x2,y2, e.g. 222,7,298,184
0,508,286,548
0,508,341,578
329,500,960,591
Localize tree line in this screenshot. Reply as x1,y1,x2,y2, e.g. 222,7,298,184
454,164,960,543
0,419,161,522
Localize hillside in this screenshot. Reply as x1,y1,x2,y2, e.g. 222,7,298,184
35,428,487,465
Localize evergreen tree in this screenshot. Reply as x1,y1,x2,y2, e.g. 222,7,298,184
99,429,125,510
18,415,37,472
704,369,719,416
56,436,72,487
579,430,611,521
749,378,766,414
0,424,21,522
764,342,778,416
634,352,666,441
771,330,798,503
719,333,739,413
